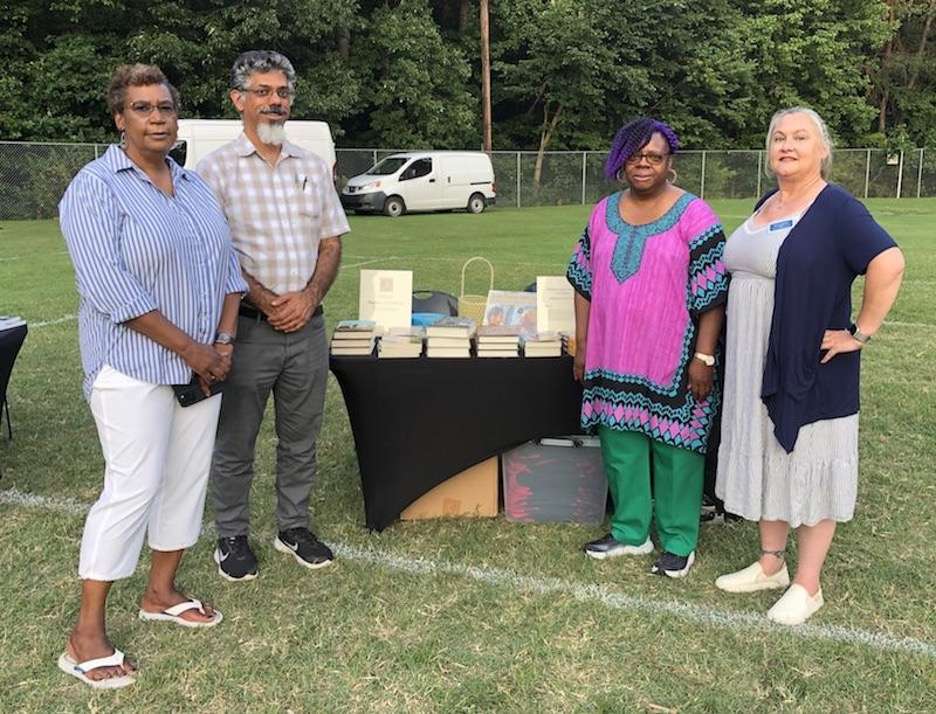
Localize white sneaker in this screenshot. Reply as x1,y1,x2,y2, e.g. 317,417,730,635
715,561,790,593
766,584,824,626
583,534,654,559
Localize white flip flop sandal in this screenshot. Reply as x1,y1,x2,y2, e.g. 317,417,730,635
57,648,136,689
138,597,223,628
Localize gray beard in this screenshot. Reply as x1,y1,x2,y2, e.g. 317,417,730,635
257,121,287,146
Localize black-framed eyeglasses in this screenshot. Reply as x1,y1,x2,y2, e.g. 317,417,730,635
127,101,177,117
625,151,670,166
239,87,295,100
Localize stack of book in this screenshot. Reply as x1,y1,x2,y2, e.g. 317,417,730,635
330,319,377,356
522,331,564,358
476,325,520,358
426,317,476,358
378,326,425,359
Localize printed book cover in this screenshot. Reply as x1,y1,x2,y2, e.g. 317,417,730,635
426,316,476,336
483,290,536,336
335,319,377,332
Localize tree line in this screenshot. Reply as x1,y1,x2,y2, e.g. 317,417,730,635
2,0,933,154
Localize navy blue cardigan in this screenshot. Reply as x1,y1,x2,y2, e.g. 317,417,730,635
757,184,897,452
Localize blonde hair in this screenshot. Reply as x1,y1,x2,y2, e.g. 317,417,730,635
764,107,833,178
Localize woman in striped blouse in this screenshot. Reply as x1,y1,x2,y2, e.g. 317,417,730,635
57,64,247,689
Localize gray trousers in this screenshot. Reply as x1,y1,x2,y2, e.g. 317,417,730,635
210,311,328,538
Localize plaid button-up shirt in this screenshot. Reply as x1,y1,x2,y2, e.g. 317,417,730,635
196,133,350,295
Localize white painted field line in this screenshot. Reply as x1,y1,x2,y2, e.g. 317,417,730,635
393,255,566,267
31,314,76,328
0,250,69,262
335,543,936,661
2,487,934,660
342,257,399,269
887,320,936,329
0,487,88,516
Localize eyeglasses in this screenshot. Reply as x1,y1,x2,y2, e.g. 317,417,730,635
239,87,295,100
625,151,669,166
127,101,177,117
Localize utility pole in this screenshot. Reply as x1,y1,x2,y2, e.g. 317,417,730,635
480,0,492,152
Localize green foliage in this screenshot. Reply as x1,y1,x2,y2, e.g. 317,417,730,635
871,0,936,148
733,0,891,146
493,0,624,149
0,0,929,150
352,0,477,148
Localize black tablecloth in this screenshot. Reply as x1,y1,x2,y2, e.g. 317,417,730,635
330,355,583,530
0,323,28,438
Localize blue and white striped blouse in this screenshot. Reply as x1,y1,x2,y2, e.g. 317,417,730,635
59,145,247,399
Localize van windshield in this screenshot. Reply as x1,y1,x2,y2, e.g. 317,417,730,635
367,157,409,175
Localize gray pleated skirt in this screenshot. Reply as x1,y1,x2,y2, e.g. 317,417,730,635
715,270,859,527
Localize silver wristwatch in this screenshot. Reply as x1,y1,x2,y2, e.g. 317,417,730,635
693,352,715,367
848,323,871,344
214,331,235,345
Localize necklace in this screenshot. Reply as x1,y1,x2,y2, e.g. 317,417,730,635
771,174,824,213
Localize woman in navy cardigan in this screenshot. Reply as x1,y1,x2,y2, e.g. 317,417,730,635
713,108,905,625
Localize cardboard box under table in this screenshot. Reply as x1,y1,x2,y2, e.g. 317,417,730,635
502,436,607,524
401,457,498,520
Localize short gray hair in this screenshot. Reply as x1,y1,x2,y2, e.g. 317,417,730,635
107,63,179,115
230,50,296,92
765,106,834,178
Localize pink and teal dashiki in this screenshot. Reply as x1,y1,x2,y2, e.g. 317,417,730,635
566,192,728,454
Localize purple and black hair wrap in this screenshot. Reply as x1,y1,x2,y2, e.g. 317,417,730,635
604,118,680,182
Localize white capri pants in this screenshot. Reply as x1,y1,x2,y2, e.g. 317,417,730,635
79,365,222,581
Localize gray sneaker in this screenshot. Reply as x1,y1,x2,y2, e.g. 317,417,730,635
583,534,654,559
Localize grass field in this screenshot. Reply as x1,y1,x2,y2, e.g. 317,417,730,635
1,199,934,712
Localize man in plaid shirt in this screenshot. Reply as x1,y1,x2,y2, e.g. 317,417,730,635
197,50,350,582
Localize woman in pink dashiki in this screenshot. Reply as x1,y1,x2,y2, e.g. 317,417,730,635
567,117,728,578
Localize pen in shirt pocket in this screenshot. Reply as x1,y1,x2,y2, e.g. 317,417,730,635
298,174,308,192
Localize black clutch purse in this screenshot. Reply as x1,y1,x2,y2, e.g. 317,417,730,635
171,374,225,407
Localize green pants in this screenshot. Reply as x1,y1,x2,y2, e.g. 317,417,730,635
598,427,704,557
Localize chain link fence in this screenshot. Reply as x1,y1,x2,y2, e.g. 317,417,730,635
2,141,935,220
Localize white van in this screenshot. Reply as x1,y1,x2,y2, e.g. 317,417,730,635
172,119,336,171
341,152,496,217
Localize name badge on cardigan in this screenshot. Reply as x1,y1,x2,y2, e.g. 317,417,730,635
769,219,794,231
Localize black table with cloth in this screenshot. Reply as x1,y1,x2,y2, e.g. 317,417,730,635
0,323,28,445
330,354,583,531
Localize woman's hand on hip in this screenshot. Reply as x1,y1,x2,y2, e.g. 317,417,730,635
688,359,714,401
820,330,863,363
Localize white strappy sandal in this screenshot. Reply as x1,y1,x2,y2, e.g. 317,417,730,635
138,597,223,628
57,648,136,689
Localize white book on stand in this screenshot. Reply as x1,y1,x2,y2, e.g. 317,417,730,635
536,276,575,335
359,270,413,330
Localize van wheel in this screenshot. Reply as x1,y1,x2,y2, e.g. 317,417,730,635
383,196,405,217
467,193,486,214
